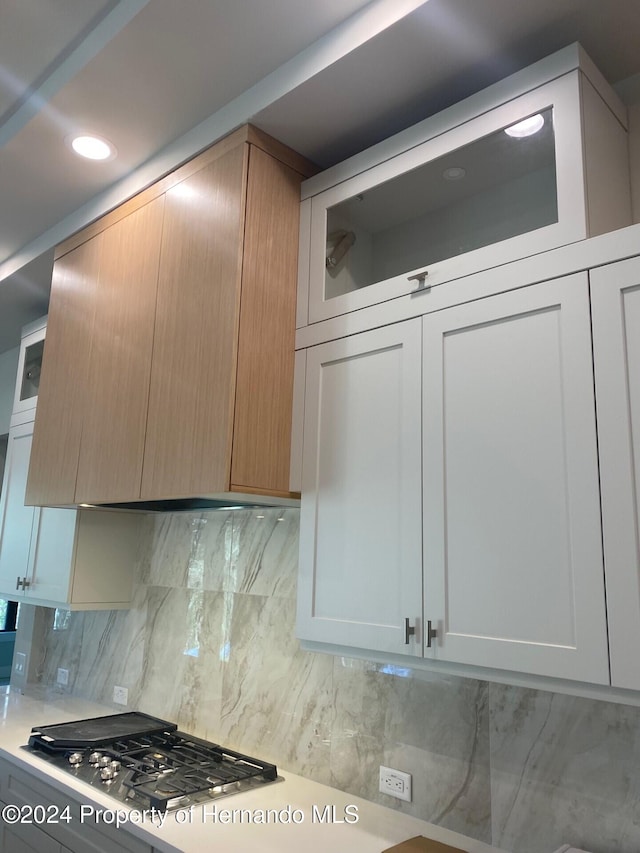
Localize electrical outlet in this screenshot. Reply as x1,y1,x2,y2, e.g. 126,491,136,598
113,685,128,705
56,667,69,686
379,765,412,802
14,652,27,675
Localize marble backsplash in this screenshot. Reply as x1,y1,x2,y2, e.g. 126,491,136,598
16,508,640,852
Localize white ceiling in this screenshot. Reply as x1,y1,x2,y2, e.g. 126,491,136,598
1,0,639,352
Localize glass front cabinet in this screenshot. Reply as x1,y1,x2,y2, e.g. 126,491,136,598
12,316,46,417
299,45,631,325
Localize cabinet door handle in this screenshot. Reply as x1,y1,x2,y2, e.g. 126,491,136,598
404,617,416,644
16,576,30,590
407,270,429,293
426,620,438,648
15,576,21,591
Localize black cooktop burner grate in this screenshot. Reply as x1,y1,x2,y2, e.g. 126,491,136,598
26,713,279,812
118,732,278,811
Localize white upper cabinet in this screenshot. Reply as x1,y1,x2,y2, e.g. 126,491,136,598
297,272,610,685
0,416,141,609
299,45,630,326
422,273,609,684
0,419,38,595
591,256,640,691
12,316,46,417
0,321,142,610
297,320,423,655
294,43,640,696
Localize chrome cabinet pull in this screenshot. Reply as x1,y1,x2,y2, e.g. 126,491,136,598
15,576,20,591
407,270,429,293
404,617,416,645
16,576,30,590
426,620,437,648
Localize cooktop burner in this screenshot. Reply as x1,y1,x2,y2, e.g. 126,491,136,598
26,712,279,812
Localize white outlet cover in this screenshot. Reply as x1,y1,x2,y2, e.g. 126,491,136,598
113,686,128,705
56,668,69,686
379,765,412,802
14,652,27,675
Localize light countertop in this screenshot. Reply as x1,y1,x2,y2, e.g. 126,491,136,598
0,688,508,853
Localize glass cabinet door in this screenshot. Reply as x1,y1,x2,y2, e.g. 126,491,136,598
13,320,46,416
19,339,44,404
325,107,557,300
306,71,592,324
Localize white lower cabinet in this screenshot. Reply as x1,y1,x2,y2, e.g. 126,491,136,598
0,808,67,853
0,757,153,853
423,272,608,683
297,271,611,685
591,255,640,690
297,320,423,655
0,417,141,610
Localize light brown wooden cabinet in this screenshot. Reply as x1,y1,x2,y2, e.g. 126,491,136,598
26,126,315,507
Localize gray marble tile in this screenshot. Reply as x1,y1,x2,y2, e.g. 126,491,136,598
142,512,231,591
75,611,143,706
129,514,155,585
199,512,234,593
11,604,43,691
490,684,640,853
35,608,85,687
33,585,148,706
330,658,492,843
136,586,227,730
19,502,503,852
228,508,299,600
217,592,334,783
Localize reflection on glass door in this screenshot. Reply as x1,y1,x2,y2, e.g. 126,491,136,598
0,600,18,685
325,108,557,300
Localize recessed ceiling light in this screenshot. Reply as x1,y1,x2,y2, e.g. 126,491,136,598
67,134,117,161
504,114,545,138
442,166,466,181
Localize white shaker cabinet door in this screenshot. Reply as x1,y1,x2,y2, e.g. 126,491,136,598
297,320,423,655
423,273,609,683
0,817,66,853
28,505,78,604
591,256,640,690
0,420,39,597
0,419,77,605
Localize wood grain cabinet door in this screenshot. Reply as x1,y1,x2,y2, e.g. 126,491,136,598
27,198,164,507
141,143,248,500
422,273,609,684
74,196,165,504
28,128,309,506
231,145,303,497
26,237,102,506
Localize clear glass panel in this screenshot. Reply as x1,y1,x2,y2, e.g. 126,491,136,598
0,434,7,494
325,108,557,299
53,608,71,631
0,600,18,631
20,339,44,402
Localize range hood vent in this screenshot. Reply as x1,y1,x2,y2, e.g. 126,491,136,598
83,492,301,513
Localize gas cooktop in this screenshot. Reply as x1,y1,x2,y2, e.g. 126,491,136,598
25,712,279,812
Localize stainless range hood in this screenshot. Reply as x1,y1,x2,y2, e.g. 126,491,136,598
82,491,301,513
